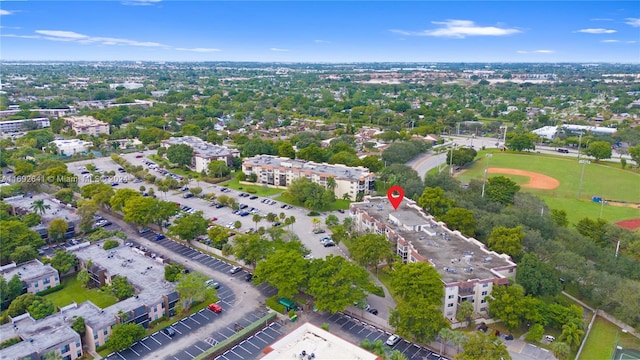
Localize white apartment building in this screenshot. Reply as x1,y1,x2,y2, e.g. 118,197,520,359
0,259,60,295
161,136,240,173
242,155,376,201
350,197,517,323
0,118,51,133
50,139,93,156
65,116,110,136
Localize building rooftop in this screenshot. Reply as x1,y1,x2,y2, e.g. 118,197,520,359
162,136,238,158
0,259,57,283
64,115,108,127
4,193,80,225
260,322,380,360
351,197,514,284
244,155,374,181
51,139,92,146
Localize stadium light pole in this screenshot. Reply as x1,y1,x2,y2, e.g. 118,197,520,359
577,160,590,199
481,154,493,198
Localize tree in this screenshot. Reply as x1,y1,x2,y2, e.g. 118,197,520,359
552,341,571,360
30,199,50,215
455,331,511,360
486,176,520,205
231,233,272,267
164,263,184,282
389,350,409,360
168,211,209,241
550,209,568,227
175,272,217,312
10,245,39,264
325,214,340,226
391,262,444,305
207,226,231,249
7,293,54,319
77,269,90,288
350,233,394,275
516,253,562,297
166,144,193,167
326,176,336,191
190,186,203,197
252,214,262,228
306,255,375,313
48,218,68,243
390,302,449,343
0,220,44,263
585,141,612,161
109,275,135,300
254,249,307,298
446,147,478,167
559,322,584,349
122,196,156,227
575,217,609,247
103,239,120,250
525,323,544,342
77,200,99,234
54,188,75,204
488,226,525,260
418,187,456,218
506,133,537,152
233,220,242,230
487,284,526,329
441,207,476,237
628,144,640,167
1,275,24,310
360,339,386,358
438,328,459,356
284,177,335,210
50,249,77,274
80,182,114,208
72,316,86,335
109,188,141,211
208,160,230,178
456,301,474,324
278,141,296,158
105,323,146,352
43,351,62,360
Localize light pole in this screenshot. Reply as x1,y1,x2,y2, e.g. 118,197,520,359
449,144,456,176
481,154,493,198
577,160,590,199
577,131,583,160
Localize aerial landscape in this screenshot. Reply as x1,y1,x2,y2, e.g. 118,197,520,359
1,1,640,360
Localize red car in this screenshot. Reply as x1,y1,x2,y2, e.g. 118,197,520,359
210,217,218,222
208,303,222,313
135,155,143,158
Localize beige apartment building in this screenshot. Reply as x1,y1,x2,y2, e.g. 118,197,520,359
161,136,240,173
65,116,110,136
0,259,60,294
242,155,376,201
351,197,517,323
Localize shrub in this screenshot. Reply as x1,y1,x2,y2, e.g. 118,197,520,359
265,296,286,314
0,337,21,350
321,323,330,332
35,284,64,296
307,211,320,216
103,239,120,250
149,316,168,329
246,188,257,194
370,285,385,297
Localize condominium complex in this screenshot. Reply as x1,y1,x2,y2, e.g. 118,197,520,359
350,197,517,322
242,155,376,201
0,108,76,119
64,116,110,136
0,259,60,295
50,139,93,156
0,241,178,359
0,118,51,133
161,136,240,172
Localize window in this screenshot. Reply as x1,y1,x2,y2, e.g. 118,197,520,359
447,303,454,308
481,299,486,304
483,283,488,288
448,295,454,299
480,307,487,312
103,328,108,335
60,344,70,353
93,333,98,340
76,341,80,348
481,291,487,296
77,351,82,357
63,356,71,360
34,282,39,288
43,278,50,285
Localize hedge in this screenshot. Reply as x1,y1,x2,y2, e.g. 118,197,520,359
265,296,286,314
35,283,64,296
0,337,21,350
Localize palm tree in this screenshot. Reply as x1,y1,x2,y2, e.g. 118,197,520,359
560,322,584,349
158,185,169,199
552,341,571,360
252,214,262,229
311,217,321,229
438,328,455,356
43,351,63,360
286,216,296,231
279,212,286,221
389,350,408,360
30,199,50,215
326,177,336,191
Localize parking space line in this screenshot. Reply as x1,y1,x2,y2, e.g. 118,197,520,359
130,347,140,356
149,335,162,344
260,330,275,340
194,344,205,352
180,320,192,329
172,326,183,335
243,340,261,350
190,316,201,325
184,350,195,359
139,341,151,350
117,353,126,360
218,332,229,340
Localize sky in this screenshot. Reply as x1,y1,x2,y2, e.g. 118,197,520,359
0,1,639,63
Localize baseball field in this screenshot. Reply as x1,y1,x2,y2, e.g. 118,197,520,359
457,151,640,227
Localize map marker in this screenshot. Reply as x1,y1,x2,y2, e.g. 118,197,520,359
387,185,404,210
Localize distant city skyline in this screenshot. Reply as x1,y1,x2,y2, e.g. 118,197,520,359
1,1,639,63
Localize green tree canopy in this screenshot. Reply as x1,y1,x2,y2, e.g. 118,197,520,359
175,272,217,312
418,186,456,218
254,249,308,298
456,331,512,360
516,253,562,297
488,226,525,259
166,143,194,167
168,211,209,241
486,176,520,205
441,207,476,237
50,249,77,274
105,323,146,352
585,141,612,161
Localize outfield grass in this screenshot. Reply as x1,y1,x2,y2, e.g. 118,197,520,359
457,151,640,224
45,276,118,309
221,177,283,197
580,316,640,360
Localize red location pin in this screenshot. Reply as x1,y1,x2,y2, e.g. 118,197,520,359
387,185,404,210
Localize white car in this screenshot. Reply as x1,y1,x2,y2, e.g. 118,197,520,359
386,335,401,346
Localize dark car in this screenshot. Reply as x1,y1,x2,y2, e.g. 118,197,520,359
162,327,176,337
280,204,287,209
215,204,225,209
155,234,166,241
505,334,514,340
367,308,379,315
245,273,254,282
338,209,345,213
249,195,258,200
323,240,336,247
273,222,282,227
183,193,194,199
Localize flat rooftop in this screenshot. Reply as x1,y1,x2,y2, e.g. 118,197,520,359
1,259,57,282
4,193,80,225
64,115,107,126
352,197,514,283
244,155,373,181
260,322,380,360
163,136,237,158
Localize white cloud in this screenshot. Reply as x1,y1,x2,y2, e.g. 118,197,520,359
516,50,528,54
270,48,289,52
0,26,21,30
32,29,169,47
533,49,554,53
0,10,13,16
601,39,621,43
590,18,613,21
627,40,637,44
121,0,161,6
314,39,331,44
625,18,640,27
1,34,42,40
175,47,221,53
577,28,617,34
390,19,520,38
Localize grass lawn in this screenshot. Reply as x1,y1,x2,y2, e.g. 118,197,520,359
457,151,640,224
221,177,283,197
45,276,118,309
580,316,640,360
274,194,351,212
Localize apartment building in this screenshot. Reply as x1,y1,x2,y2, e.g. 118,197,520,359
64,116,110,136
0,241,178,358
0,118,50,133
350,197,517,323
242,155,376,201
50,139,93,156
0,259,60,294
0,108,76,119
161,136,240,172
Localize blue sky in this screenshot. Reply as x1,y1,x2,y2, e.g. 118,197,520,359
1,1,639,62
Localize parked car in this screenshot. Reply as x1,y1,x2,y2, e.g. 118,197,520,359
183,193,194,199
229,266,242,274
245,273,254,282
139,228,151,234
273,222,282,227
504,334,514,341
367,308,379,315
205,280,220,289
323,240,336,247
208,303,223,313
386,335,401,346
312,228,326,234
162,327,176,337
155,234,166,241
249,195,258,200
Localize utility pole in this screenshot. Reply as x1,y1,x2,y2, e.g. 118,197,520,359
481,154,492,198
449,144,456,176
577,131,583,160
577,160,590,199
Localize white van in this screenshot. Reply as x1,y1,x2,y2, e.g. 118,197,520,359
544,335,556,342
